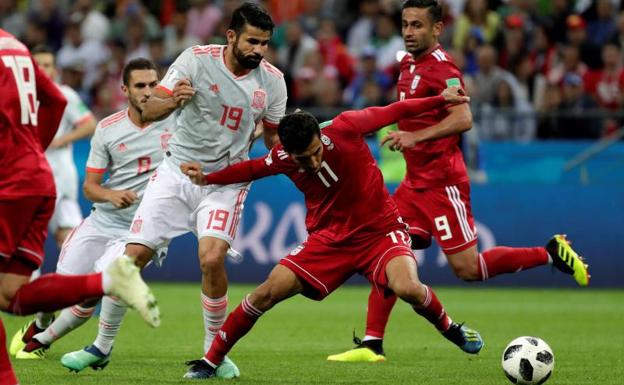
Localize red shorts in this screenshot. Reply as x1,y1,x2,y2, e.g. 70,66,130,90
393,181,477,254
279,226,414,300
0,196,54,275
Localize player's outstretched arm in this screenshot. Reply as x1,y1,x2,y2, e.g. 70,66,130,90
83,171,137,208
381,87,472,151
181,157,282,186
341,87,467,137
141,80,195,121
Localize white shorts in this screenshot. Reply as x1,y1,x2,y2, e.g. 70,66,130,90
126,158,250,250
48,196,83,234
57,215,167,275
56,216,123,275
93,240,168,273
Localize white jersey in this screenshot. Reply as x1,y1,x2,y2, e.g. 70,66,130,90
86,110,176,230
159,45,287,171
45,84,93,199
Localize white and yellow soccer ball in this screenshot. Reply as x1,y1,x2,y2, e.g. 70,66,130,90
501,336,554,385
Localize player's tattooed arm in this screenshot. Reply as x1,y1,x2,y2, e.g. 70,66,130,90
142,79,195,121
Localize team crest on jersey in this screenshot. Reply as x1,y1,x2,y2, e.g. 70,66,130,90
320,134,334,150
209,84,219,94
252,89,266,109
131,218,143,234
409,75,421,95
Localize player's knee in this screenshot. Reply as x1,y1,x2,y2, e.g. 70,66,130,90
450,261,480,281
198,250,226,274
390,279,425,304
125,243,154,268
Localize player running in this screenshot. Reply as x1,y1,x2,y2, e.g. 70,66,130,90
10,58,172,368
119,2,286,378
180,87,483,379
0,29,158,385
328,0,590,363
31,45,97,249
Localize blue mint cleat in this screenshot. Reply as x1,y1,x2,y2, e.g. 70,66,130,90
442,322,484,354
61,344,111,372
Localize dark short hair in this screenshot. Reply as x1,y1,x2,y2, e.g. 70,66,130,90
31,44,54,57
402,0,443,23
229,2,275,35
277,111,320,154
122,57,157,86
31,45,55,67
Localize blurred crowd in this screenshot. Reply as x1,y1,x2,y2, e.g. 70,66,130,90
2,0,624,141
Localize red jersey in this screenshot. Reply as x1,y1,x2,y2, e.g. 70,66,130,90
584,68,624,110
396,45,469,188
203,96,447,244
0,29,67,198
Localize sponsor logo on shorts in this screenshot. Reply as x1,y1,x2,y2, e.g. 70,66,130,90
131,218,143,234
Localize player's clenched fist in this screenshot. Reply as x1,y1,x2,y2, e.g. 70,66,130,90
180,162,206,185
173,79,195,107
107,190,138,208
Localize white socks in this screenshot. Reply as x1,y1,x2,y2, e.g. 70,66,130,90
34,305,95,345
93,296,127,355
202,293,228,353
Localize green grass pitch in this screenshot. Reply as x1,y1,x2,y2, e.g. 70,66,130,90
3,284,623,384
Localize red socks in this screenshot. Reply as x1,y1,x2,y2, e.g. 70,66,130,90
412,285,452,332
365,289,397,338
478,247,548,280
8,273,104,315
204,295,263,367
0,318,18,385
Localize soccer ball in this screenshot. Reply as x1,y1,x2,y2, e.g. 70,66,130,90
501,336,554,384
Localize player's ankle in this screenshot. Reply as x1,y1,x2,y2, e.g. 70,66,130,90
361,339,384,355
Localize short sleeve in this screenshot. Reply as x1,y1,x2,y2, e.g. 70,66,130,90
159,47,198,94
262,76,287,130
86,125,109,173
428,61,465,94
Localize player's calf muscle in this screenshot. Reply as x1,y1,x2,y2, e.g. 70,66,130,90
0,274,29,310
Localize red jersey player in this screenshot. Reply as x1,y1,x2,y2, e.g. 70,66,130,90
328,0,590,363
179,88,483,379
0,29,159,385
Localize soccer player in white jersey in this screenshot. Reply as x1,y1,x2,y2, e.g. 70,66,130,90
125,2,286,378
31,45,97,248
10,58,171,367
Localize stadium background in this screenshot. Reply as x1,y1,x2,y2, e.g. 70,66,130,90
4,0,622,287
